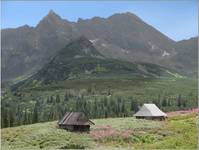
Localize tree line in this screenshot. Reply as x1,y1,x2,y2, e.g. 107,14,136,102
1,89,197,128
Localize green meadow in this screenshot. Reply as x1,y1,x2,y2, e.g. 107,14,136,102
1,114,197,149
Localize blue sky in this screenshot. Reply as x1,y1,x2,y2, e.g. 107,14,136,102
1,1,198,41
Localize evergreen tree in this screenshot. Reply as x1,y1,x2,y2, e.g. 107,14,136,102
4,108,9,128
177,94,182,107
32,102,39,123
167,98,171,106
28,111,32,124
130,99,139,112
107,88,111,96
157,94,161,107
47,96,51,103
9,108,15,127
23,109,28,125
121,101,125,114
103,97,108,106
162,97,167,107
182,99,186,108
55,95,61,103
87,87,92,94
93,99,98,118
64,92,69,101
50,96,54,103
1,107,4,128
104,108,108,118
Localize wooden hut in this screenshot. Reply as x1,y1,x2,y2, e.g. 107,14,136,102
134,104,167,120
58,112,94,131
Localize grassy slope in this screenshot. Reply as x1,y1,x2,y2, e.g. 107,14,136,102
1,114,197,150
13,77,197,111
20,77,197,98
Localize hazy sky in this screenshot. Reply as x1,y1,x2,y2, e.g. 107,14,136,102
1,0,198,41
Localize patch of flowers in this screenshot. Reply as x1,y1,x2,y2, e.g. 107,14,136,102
90,125,133,140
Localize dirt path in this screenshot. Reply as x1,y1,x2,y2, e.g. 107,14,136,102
167,108,198,117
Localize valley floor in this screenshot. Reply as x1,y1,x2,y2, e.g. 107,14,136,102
1,112,198,150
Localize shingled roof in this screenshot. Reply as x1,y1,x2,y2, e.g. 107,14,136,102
134,104,167,117
58,112,94,125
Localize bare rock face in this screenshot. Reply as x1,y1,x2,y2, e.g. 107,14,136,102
1,10,197,83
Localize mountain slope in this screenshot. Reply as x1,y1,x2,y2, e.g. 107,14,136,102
1,10,197,84
174,37,198,76
77,12,175,57
13,37,178,90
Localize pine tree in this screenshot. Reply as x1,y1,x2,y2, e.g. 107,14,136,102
32,103,39,123
9,108,15,127
64,92,69,101
107,88,111,96
28,111,32,124
4,108,9,128
23,109,28,125
50,96,54,103
104,108,108,118
121,101,125,114
93,99,98,118
57,104,63,120
157,94,161,107
130,99,139,112
162,97,167,107
47,96,51,103
55,95,61,103
1,107,8,128
1,107,4,128
177,94,182,107
75,98,80,111
182,99,186,108
87,87,92,94
103,97,108,106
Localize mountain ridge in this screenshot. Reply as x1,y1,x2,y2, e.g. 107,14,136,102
1,10,197,84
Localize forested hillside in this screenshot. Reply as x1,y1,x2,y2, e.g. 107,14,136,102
1,77,197,128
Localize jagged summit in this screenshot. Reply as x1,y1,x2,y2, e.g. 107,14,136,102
36,9,69,29
48,9,56,15
44,9,62,20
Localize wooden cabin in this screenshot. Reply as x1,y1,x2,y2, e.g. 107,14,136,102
134,104,167,121
58,112,94,131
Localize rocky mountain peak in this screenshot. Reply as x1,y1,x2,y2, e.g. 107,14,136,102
44,9,62,20
36,10,69,29
108,12,142,22
48,9,57,15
